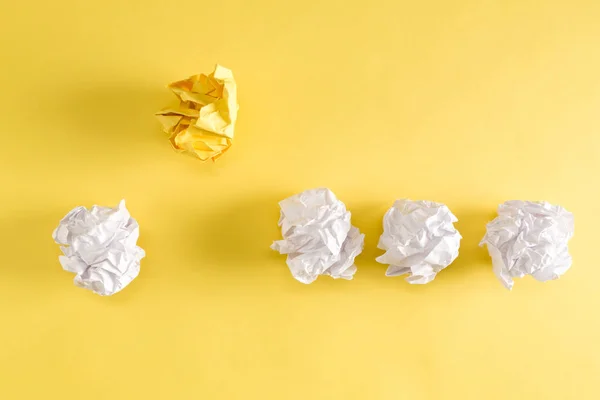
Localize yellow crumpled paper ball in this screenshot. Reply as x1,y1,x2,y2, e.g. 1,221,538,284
155,65,238,161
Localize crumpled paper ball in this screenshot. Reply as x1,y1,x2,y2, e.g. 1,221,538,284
271,188,365,284
480,200,574,290
155,64,238,161
376,199,462,284
52,200,145,296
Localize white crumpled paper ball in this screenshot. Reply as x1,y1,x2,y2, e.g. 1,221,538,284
376,199,462,284
271,188,365,284
52,199,145,296
480,200,574,290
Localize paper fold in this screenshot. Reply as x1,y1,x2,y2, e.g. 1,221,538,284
480,200,574,290
52,200,145,296
271,188,364,284
156,64,238,161
376,199,461,284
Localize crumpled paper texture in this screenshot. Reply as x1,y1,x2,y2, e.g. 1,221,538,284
271,188,364,284
155,64,238,161
480,200,574,290
52,200,145,296
376,199,462,284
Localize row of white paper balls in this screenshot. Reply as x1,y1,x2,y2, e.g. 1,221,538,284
52,189,574,296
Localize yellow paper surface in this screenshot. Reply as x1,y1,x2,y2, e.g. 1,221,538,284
2,1,600,399
156,65,238,161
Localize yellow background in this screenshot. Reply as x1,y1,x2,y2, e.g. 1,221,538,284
1,1,599,398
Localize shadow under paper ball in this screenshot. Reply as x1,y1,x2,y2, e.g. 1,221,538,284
53,82,172,166
438,208,496,283
344,201,391,280
177,193,289,284
0,206,87,298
